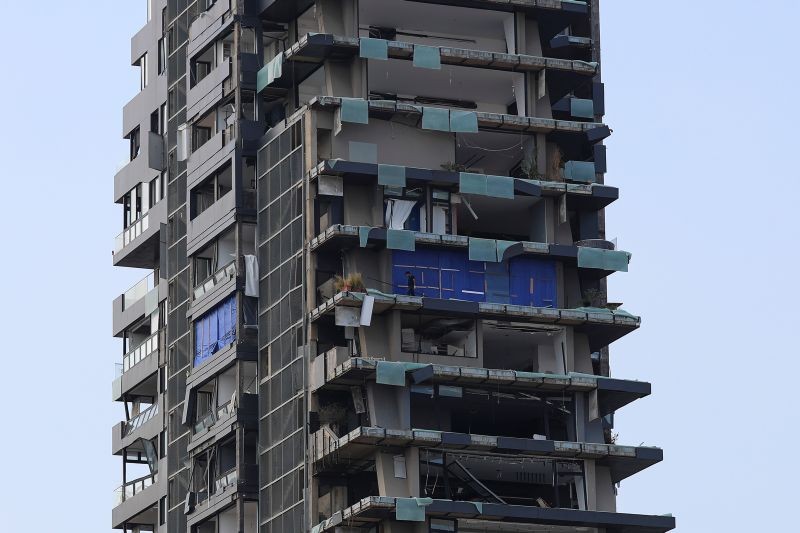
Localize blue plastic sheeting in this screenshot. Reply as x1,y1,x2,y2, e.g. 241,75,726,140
393,249,485,301
564,161,596,183
450,110,479,133
469,238,499,262
387,229,416,251
510,257,556,308
392,249,556,307
577,247,630,272
376,361,407,386
359,37,388,60
570,98,595,118
257,53,283,93
395,497,432,522
459,172,487,195
378,164,406,187
194,295,237,367
421,107,450,131
413,44,441,69
349,141,378,164
340,98,369,124
485,175,515,199
358,226,373,247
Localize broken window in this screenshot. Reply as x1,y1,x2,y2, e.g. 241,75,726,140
419,450,586,510
482,321,566,373
138,53,148,90
400,314,478,358
192,226,236,290
129,126,141,161
190,162,232,219
411,386,574,441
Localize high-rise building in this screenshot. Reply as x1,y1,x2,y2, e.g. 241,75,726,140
112,1,675,533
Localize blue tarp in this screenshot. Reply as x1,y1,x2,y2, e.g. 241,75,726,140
194,295,237,367
392,249,556,307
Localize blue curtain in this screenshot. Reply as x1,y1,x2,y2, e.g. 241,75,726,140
194,295,237,367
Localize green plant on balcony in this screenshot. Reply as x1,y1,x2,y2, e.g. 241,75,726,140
334,273,365,293
519,152,543,180
440,161,467,172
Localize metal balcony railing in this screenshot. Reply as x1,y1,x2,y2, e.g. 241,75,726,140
114,474,157,505
214,469,237,492
193,261,236,300
115,213,150,254
122,330,160,373
193,401,234,434
124,403,159,437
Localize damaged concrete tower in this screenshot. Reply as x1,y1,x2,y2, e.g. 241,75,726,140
111,1,674,532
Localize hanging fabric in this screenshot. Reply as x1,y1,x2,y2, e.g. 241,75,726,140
385,199,417,230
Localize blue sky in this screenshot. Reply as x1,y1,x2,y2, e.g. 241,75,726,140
0,1,797,531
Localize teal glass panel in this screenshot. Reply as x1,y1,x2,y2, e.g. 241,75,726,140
378,164,406,187
413,45,442,69
341,98,369,124
359,37,388,60
450,110,478,133
421,107,450,131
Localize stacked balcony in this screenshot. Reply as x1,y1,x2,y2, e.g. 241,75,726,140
250,0,673,531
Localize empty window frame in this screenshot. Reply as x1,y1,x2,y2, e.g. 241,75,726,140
400,313,478,358
192,226,236,287
190,162,232,219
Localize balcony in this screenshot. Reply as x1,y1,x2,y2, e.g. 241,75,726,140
310,496,674,533
193,260,236,300
113,329,161,402
114,131,164,202
115,474,156,507
124,402,159,438
123,330,159,374
113,400,162,455
112,469,164,529
113,199,166,268
113,273,161,337
312,292,639,351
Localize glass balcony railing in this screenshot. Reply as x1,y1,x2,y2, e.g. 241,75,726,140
122,272,156,310
122,331,160,373
193,261,236,300
114,474,157,505
124,403,159,437
115,213,150,254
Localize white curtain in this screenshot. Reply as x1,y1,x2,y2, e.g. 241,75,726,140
432,206,448,235
385,199,417,230
244,255,259,297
